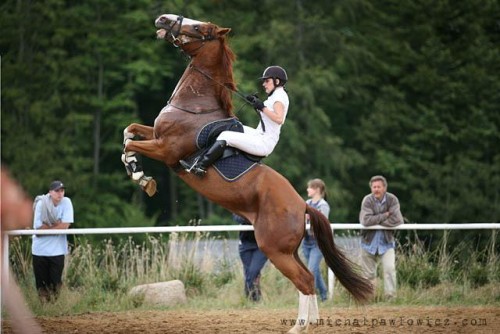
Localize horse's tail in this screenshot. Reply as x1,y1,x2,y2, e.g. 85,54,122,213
307,205,373,303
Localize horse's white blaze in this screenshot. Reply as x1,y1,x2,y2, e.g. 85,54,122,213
158,14,205,26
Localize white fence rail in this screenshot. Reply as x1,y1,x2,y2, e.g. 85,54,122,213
3,223,499,297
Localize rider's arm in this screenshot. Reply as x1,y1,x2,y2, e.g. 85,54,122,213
261,101,285,125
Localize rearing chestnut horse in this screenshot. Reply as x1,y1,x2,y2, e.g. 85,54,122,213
122,14,372,334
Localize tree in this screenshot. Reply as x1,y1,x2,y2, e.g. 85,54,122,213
1,0,174,228
2,0,498,230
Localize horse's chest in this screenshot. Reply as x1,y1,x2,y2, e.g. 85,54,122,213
188,85,204,96
153,109,197,140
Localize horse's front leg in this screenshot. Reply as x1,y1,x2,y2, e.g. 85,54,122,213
121,123,158,197
122,123,154,179
124,123,156,141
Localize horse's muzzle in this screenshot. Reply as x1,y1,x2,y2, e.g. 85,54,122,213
156,29,167,40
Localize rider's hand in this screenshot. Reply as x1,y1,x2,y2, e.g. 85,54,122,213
246,94,265,111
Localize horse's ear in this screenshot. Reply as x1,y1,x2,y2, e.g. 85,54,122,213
217,27,231,37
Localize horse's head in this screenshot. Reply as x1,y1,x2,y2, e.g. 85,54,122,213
155,14,236,114
155,14,231,55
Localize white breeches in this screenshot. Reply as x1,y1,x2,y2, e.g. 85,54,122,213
217,125,277,157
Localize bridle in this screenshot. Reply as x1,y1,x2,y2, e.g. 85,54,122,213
163,16,223,114
163,16,266,130
164,16,215,49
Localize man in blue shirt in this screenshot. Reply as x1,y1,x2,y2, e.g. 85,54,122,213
32,180,74,302
359,175,403,301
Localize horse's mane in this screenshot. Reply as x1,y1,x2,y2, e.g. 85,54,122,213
219,35,236,116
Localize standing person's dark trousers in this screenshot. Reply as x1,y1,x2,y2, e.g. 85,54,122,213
239,240,267,301
234,213,268,301
32,255,65,301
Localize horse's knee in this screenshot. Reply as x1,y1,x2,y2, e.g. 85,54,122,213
123,126,133,137
123,127,134,144
123,140,135,154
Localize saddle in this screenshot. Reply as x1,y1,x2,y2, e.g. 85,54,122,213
182,118,262,181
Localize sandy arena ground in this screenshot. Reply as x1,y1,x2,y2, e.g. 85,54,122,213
2,306,499,333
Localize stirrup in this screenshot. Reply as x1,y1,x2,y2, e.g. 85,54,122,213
179,158,207,177
179,159,193,172
190,166,207,177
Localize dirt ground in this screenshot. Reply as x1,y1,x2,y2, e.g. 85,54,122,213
2,306,499,333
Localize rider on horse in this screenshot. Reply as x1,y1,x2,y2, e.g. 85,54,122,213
180,65,289,176
125,15,373,331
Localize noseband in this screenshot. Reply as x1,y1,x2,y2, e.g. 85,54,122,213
165,16,215,48
165,15,184,43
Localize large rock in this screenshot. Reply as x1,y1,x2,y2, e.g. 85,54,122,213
129,280,187,307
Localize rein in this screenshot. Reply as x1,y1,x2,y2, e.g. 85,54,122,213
168,104,221,115
165,15,265,130
190,64,266,131
166,64,221,115
190,64,245,101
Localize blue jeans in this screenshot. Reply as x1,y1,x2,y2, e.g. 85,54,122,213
239,241,267,301
302,240,327,301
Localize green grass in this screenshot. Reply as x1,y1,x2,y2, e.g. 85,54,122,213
7,230,500,317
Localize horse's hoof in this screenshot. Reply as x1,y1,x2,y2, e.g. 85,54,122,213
287,324,308,334
142,178,157,197
308,323,319,331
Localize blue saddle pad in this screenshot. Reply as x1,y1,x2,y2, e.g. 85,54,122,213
213,152,258,182
195,118,260,182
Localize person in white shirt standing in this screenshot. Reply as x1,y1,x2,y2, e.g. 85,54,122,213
181,65,290,176
32,180,74,302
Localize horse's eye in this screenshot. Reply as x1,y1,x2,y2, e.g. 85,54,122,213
194,25,199,31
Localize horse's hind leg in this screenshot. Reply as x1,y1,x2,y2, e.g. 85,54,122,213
293,252,319,326
266,252,316,333
121,123,158,196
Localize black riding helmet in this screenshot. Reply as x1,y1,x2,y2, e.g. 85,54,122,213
259,66,288,87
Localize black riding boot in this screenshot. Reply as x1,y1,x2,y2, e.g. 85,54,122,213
180,140,227,176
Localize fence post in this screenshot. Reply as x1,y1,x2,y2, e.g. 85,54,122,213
2,233,10,284
327,269,335,300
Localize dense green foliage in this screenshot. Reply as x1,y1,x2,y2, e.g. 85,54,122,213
2,0,499,231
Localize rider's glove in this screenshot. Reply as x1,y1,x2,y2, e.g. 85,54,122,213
246,94,265,111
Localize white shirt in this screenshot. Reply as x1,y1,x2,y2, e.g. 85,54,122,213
218,86,289,156
256,87,289,147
